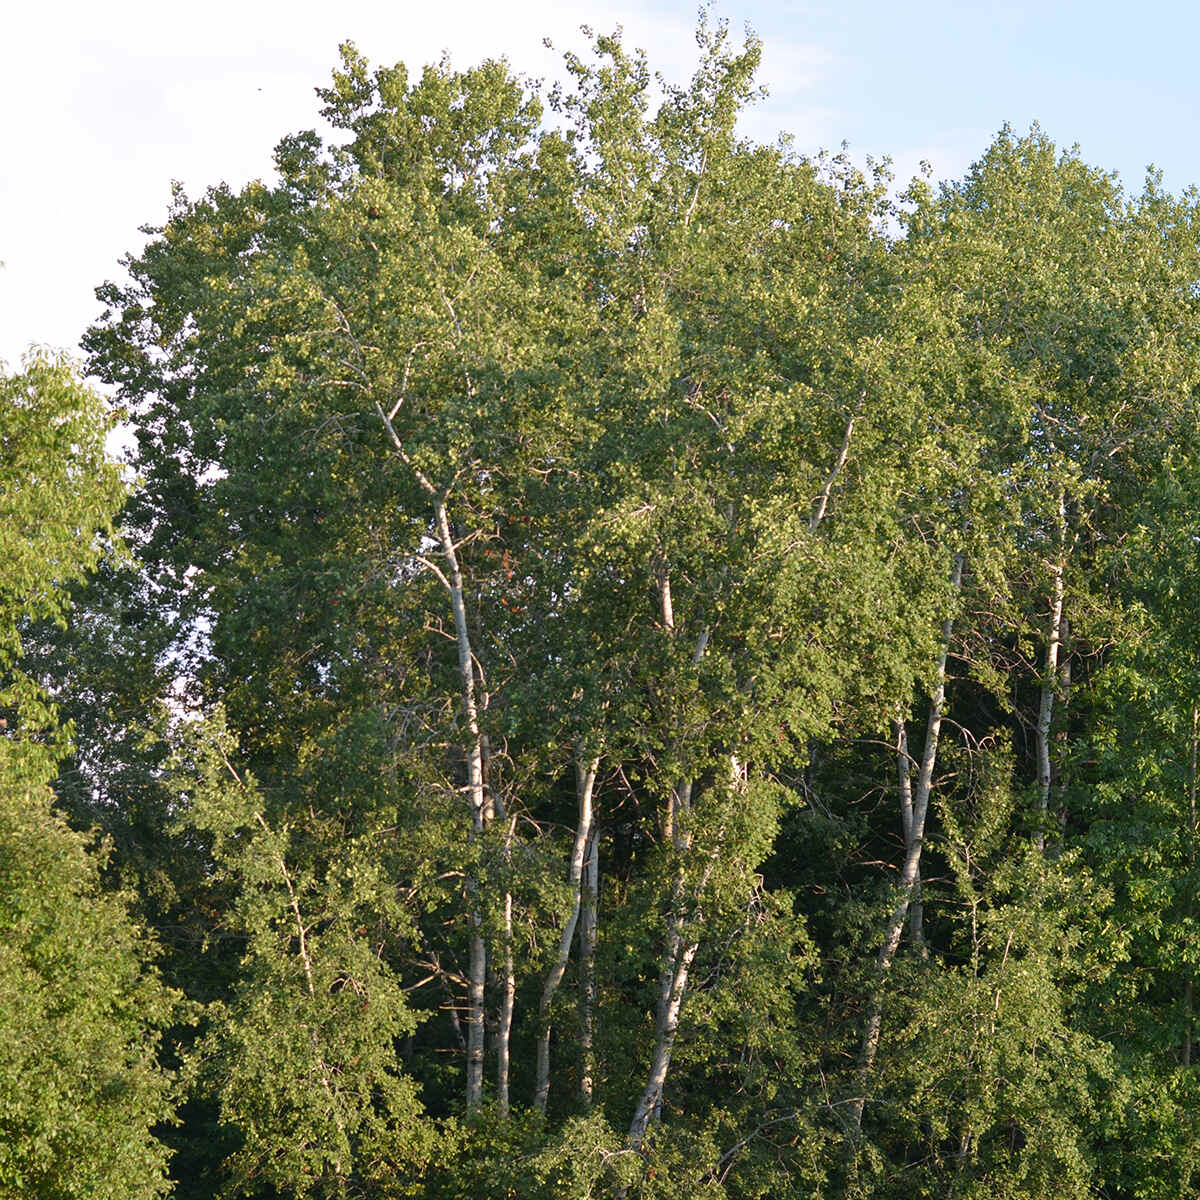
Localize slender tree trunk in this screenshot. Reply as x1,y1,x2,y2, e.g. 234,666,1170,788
483,737,514,1115
1035,562,1065,852
1056,616,1072,836
809,409,856,531
628,906,701,1148
628,821,726,1149
851,551,963,1131
579,823,599,1108
432,491,491,1115
375,404,489,1114
629,825,725,1149
534,754,600,1112
495,785,514,1114
630,766,698,1148
629,570,711,1147
1035,490,1068,852
894,718,927,953
497,884,514,1114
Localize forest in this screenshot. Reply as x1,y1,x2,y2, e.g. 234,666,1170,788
8,17,1200,1199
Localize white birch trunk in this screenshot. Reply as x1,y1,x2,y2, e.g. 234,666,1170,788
578,824,599,1107
376,402,489,1114
497,885,514,1114
894,717,926,952
851,551,962,1131
484,737,514,1114
434,490,490,1114
627,824,725,1150
534,754,600,1112
1035,557,1065,852
628,905,701,1147
628,571,712,1145
809,411,856,531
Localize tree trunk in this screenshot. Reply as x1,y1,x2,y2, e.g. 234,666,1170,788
628,573,714,1145
1035,561,1065,852
431,493,491,1115
627,808,728,1150
629,770,697,1149
628,890,703,1148
534,753,600,1112
483,737,513,1115
497,884,514,1114
579,823,599,1108
377,405,491,1114
851,550,962,1131
1056,616,1072,836
1035,490,1068,852
809,410,856,531
629,764,741,1147
894,717,926,954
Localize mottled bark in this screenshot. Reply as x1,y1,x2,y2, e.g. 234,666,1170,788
809,409,856,531
894,718,926,954
629,570,712,1146
628,909,701,1148
1033,488,1072,852
578,824,599,1107
497,884,514,1114
1035,556,1066,852
377,402,489,1113
534,754,600,1112
851,551,962,1131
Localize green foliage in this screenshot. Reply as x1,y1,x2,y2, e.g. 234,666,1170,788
0,354,124,643
0,354,175,1198
169,713,434,1197
26,16,1200,1200
864,748,1122,1197
0,354,124,756
0,760,179,1198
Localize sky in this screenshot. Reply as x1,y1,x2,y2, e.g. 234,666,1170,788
4,0,1200,372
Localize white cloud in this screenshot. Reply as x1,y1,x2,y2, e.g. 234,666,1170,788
0,0,836,369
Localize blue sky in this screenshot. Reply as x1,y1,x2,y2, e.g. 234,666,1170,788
2,0,1197,371
738,0,1191,192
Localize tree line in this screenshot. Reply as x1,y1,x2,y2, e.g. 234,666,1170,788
7,17,1200,1199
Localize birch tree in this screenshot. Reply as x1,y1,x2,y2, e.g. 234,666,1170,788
832,127,1200,1186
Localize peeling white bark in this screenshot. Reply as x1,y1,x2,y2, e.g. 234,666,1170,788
534,754,600,1112
578,823,599,1107
628,923,700,1147
1035,553,1066,852
893,718,926,953
376,401,489,1113
851,551,963,1131
627,570,717,1146
497,883,514,1114
809,411,856,531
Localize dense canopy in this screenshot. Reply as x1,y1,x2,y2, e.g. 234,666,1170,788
10,17,1200,1199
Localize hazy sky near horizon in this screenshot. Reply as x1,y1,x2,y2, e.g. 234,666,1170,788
3,0,1198,371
